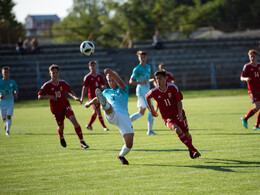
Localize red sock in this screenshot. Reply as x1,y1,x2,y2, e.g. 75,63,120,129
245,108,257,120
88,113,97,126
255,111,260,127
75,126,83,140
98,114,106,128
57,128,63,139
178,133,197,153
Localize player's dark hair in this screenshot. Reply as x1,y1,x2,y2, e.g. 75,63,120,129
154,69,167,77
49,64,60,72
2,66,10,71
88,61,96,66
136,50,147,56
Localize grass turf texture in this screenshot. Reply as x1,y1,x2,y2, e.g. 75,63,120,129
0,89,259,194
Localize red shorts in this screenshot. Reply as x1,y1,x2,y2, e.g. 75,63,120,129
53,105,74,126
92,102,101,110
164,116,189,133
249,93,260,103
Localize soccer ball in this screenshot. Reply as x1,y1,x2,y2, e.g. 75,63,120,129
80,41,95,56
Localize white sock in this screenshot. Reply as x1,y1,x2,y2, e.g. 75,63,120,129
102,102,111,111
130,112,143,122
119,144,131,157
6,119,12,132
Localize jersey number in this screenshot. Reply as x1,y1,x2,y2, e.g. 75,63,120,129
55,91,61,98
254,72,259,78
164,99,171,106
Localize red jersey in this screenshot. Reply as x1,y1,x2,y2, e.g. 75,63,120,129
38,80,72,115
83,73,106,99
166,71,175,83
146,83,184,120
241,63,260,94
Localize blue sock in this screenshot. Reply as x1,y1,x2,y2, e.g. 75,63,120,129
148,112,154,132
130,112,143,122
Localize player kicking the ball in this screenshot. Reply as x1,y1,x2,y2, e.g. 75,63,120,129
85,68,134,165
38,64,89,149
146,69,201,159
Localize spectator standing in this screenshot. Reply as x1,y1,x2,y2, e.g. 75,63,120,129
31,38,39,54
23,37,30,54
152,30,163,49
16,36,24,54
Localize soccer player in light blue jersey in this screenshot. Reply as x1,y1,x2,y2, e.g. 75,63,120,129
0,67,18,135
85,68,134,165
129,50,157,135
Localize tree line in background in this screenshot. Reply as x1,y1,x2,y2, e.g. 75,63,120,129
1,0,260,46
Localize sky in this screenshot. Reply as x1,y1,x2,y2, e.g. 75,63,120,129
13,0,73,23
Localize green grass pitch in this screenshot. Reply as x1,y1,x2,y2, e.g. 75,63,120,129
0,89,259,194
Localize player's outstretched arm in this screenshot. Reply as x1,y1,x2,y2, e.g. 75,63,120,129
177,101,183,121
104,68,126,90
129,77,146,85
38,94,57,101
68,91,80,102
80,86,87,104
240,76,251,82
145,95,158,117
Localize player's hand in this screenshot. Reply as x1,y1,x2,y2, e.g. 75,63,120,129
247,77,252,82
85,101,91,108
74,97,80,102
151,110,158,117
0,94,4,99
104,68,111,75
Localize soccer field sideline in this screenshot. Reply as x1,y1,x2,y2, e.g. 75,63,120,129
0,94,259,194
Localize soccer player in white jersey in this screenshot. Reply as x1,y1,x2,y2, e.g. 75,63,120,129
129,50,156,135
85,68,134,165
0,66,18,135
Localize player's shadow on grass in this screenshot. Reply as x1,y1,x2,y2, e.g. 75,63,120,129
178,158,260,172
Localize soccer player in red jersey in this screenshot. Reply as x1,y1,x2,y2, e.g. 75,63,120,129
80,61,108,131
146,69,201,159
158,63,175,83
241,49,260,130
38,64,89,149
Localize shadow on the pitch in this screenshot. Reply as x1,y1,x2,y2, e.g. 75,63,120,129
177,158,260,172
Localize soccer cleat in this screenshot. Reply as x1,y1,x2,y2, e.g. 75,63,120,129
241,117,248,129
60,138,67,148
253,126,260,130
117,154,129,165
103,127,109,131
95,88,106,107
193,151,201,158
86,125,93,130
5,131,10,136
80,141,89,149
147,131,157,135
189,149,195,159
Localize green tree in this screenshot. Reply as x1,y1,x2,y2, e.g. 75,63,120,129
0,0,24,44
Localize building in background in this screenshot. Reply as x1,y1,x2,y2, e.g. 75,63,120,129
25,15,60,37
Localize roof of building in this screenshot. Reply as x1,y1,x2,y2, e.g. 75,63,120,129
26,15,60,21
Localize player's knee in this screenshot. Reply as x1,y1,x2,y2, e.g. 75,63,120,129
7,116,11,120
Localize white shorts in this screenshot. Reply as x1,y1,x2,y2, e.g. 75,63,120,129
137,95,153,108
0,107,14,120
105,111,134,137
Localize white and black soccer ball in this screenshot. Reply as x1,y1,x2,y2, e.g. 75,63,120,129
80,41,95,56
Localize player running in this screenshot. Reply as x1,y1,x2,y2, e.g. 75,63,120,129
80,61,108,131
38,64,89,149
129,50,156,135
85,68,134,165
146,69,201,159
241,49,260,130
0,66,18,135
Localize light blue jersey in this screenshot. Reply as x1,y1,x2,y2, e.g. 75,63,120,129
0,78,18,109
130,64,152,96
103,85,129,115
